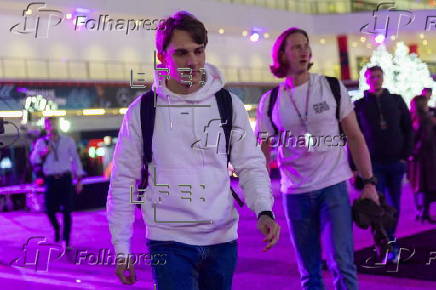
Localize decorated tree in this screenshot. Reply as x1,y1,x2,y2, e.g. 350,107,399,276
358,42,436,107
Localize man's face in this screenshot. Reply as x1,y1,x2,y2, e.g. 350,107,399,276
422,89,432,100
158,30,206,86
365,70,384,90
281,33,311,75
44,118,56,133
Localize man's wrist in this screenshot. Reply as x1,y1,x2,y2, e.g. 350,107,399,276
361,176,377,186
257,211,275,220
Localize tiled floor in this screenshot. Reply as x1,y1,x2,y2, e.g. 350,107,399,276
0,179,435,289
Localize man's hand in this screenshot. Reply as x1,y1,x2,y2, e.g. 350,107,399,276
360,184,380,205
256,215,280,252
115,257,136,285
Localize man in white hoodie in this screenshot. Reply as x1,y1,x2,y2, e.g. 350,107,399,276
107,11,280,289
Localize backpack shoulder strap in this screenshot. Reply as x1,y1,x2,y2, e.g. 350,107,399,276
214,88,233,164
325,76,346,141
139,90,156,189
215,88,244,207
325,76,341,122
267,87,279,135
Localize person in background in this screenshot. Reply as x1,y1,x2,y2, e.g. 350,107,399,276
422,88,435,120
353,65,413,263
256,27,379,290
408,94,436,224
30,117,85,249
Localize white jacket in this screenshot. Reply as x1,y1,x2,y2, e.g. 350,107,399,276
107,63,273,255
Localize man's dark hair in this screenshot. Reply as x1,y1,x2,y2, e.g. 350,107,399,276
270,27,313,78
422,87,433,94
45,117,58,123
364,65,384,78
156,11,208,54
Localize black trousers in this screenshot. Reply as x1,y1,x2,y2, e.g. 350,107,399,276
44,172,74,243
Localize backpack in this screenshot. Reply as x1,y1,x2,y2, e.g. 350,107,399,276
267,76,346,142
139,88,244,207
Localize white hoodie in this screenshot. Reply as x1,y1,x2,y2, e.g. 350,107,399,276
107,63,273,255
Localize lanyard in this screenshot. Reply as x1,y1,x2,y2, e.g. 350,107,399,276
288,77,311,132
375,94,387,130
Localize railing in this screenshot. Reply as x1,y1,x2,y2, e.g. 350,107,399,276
0,57,317,83
1,56,433,84
214,0,435,14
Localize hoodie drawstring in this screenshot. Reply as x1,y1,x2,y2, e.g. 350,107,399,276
191,106,206,168
167,95,173,129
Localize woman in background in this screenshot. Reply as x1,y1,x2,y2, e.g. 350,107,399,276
408,94,436,224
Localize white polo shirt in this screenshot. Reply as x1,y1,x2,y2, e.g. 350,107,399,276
255,73,354,194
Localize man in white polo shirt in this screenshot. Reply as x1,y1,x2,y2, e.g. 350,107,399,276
256,27,379,290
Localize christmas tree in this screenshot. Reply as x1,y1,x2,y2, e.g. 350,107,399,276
358,42,436,107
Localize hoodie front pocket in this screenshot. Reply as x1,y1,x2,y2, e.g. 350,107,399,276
147,167,211,224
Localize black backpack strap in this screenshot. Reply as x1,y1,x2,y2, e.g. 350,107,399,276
325,76,347,143
215,88,244,207
267,87,279,136
139,90,156,189
215,88,233,164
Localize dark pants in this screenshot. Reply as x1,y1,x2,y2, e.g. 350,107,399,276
146,239,238,290
372,161,406,240
44,172,74,244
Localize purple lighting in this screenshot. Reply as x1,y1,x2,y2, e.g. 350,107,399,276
75,8,90,13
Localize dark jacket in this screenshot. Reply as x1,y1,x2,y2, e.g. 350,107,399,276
353,89,413,164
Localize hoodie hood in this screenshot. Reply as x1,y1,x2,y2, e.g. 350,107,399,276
152,63,225,104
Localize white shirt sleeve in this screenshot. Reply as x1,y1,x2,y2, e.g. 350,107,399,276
106,100,142,256
338,80,354,120
230,94,274,216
